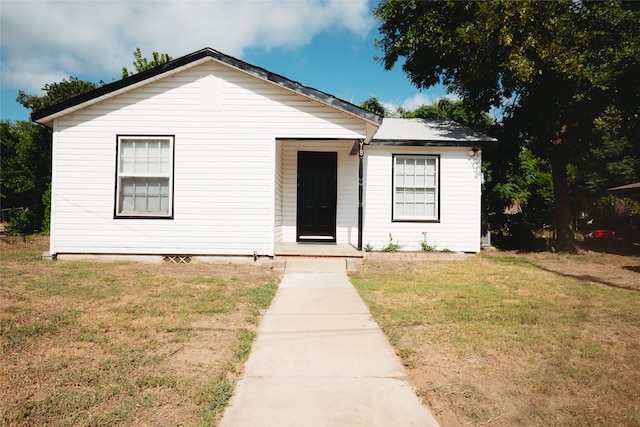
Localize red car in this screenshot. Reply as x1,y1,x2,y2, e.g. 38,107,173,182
583,219,616,240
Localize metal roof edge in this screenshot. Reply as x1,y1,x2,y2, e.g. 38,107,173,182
369,139,498,147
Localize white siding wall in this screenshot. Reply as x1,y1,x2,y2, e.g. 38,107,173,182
280,140,359,246
274,141,284,244
363,146,482,253
50,60,367,256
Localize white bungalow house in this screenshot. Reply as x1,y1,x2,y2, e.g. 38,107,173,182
32,47,495,261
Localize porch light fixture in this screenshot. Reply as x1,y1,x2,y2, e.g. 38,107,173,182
468,147,480,157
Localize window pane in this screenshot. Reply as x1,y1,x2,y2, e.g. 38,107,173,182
148,142,160,157
134,141,147,157
118,177,170,214
405,202,414,216
426,190,435,203
426,203,435,217
160,157,171,174
393,156,438,220
426,159,436,175
406,160,415,174
147,196,160,212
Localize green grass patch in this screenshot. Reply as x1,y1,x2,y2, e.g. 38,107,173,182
236,328,257,361
1,235,281,426
351,253,640,426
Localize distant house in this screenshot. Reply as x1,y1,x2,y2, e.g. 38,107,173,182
608,182,640,198
32,47,495,261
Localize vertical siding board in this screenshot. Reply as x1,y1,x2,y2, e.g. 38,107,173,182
51,61,367,255
274,141,284,245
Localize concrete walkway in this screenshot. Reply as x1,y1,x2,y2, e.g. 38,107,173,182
219,258,440,427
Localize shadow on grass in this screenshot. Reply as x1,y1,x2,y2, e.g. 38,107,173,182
486,249,640,292
622,265,640,274
513,256,640,293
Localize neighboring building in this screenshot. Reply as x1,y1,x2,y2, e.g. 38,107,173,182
32,47,495,260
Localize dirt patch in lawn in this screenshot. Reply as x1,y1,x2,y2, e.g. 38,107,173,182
0,235,280,426
352,249,640,427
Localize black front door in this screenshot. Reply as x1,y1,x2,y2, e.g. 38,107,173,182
297,151,337,242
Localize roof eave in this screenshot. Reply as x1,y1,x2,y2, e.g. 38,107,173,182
370,138,498,147
32,47,382,129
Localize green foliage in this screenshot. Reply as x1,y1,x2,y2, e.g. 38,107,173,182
247,282,278,309
403,104,447,120
17,77,99,113
374,0,640,252
359,96,387,117
381,233,403,252
1,120,52,234
419,232,437,252
403,99,493,133
235,328,257,361
485,144,554,236
363,243,374,252
122,47,172,78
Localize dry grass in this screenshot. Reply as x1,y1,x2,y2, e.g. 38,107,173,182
351,250,640,427
0,235,280,426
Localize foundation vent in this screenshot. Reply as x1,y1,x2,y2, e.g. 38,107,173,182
163,255,192,264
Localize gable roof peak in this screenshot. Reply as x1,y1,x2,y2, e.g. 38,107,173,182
32,47,382,127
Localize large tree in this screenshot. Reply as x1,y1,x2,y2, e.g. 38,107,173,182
3,49,173,234
0,120,52,234
374,0,640,252
17,77,100,113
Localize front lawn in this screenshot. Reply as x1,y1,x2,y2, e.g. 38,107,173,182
0,235,279,426
351,251,640,426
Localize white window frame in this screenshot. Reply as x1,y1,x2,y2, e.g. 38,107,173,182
392,154,439,222
115,135,174,218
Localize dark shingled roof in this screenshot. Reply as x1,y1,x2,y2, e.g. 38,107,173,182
32,47,383,127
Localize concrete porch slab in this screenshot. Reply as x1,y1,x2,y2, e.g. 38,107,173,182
275,242,363,258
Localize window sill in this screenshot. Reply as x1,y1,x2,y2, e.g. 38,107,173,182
392,218,440,223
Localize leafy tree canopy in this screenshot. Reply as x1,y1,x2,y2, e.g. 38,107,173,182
0,120,52,233
402,99,493,133
17,77,99,113
374,0,640,252
122,47,172,78
360,96,387,117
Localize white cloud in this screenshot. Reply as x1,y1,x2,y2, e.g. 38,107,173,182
0,0,373,93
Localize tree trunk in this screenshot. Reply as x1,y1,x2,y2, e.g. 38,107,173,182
550,147,578,253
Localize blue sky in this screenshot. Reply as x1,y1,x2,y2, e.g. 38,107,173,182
1,0,453,122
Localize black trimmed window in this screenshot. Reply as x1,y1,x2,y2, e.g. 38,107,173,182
393,154,439,221
115,136,174,218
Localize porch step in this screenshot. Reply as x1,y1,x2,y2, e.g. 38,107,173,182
274,243,363,258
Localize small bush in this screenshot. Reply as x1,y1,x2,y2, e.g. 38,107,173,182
381,233,403,252
4,208,38,236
